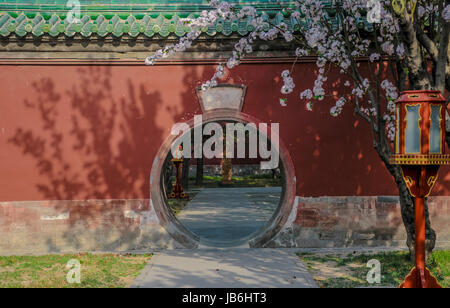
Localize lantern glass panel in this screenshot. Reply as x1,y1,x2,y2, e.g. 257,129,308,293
430,105,442,154
396,106,400,154
405,105,421,154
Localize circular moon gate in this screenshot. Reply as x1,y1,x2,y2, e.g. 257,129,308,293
150,110,296,248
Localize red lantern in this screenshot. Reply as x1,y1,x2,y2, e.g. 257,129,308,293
390,90,450,288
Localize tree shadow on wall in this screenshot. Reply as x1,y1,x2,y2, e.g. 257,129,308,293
9,66,165,200
7,66,171,252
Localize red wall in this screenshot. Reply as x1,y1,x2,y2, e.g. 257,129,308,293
0,62,448,201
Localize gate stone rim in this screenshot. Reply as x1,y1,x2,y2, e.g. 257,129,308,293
149,110,297,248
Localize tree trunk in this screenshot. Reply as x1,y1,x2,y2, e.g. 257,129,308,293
221,158,232,185
393,13,441,256
181,158,190,189
195,158,203,185
385,162,436,260
374,132,436,259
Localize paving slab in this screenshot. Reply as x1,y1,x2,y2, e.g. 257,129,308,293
178,187,281,242
131,248,318,288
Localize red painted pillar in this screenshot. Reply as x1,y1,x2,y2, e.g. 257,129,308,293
399,166,442,288
415,167,427,287
414,196,426,287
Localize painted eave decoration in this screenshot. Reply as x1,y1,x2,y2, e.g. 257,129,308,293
0,0,374,38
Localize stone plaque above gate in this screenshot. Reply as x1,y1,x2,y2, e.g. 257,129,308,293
196,84,247,113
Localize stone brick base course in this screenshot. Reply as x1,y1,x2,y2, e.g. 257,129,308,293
0,199,181,255
265,196,450,249
0,196,449,255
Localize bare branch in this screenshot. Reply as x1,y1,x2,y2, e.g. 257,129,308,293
397,8,433,89
416,26,439,63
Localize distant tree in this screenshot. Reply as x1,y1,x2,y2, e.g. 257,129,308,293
196,158,204,185
181,158,190,189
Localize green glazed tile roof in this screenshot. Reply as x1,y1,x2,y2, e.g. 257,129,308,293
0,1,373,38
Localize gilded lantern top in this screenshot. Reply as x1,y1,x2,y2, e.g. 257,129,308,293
390,90,450,165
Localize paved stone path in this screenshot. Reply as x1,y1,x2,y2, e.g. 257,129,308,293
131,249,318,288
177,187,282,243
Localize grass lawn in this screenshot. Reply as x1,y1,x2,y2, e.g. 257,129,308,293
189,174,282,188
298,250,449,288
0,253,152,288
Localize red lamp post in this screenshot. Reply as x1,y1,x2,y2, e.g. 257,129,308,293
390,90,450,288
